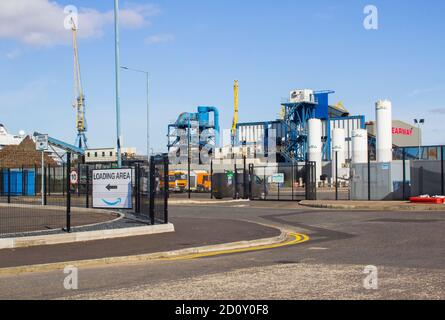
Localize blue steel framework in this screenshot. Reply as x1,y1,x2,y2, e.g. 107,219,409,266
167,106,220,159
236,90,366,163
281,100,317,161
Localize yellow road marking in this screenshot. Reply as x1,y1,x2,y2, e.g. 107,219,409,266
162,232,310,261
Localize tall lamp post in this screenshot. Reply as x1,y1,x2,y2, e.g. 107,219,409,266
121,66,150,162
114,0,122,168
414,119,425,160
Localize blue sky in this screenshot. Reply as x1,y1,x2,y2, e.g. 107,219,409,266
1,0,444,154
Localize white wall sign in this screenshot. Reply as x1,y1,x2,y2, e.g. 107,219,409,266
271,173,284,184
92,169,132,209
36,134,48,151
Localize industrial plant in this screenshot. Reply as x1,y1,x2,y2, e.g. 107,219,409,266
166,84,427,200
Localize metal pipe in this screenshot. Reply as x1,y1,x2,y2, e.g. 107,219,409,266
335,151,338,201
440,146,445,195
402,148,406,200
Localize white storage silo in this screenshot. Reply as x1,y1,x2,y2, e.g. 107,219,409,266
331,128,346,179
308,118,322,182
351,129,368,164
376,100,393,163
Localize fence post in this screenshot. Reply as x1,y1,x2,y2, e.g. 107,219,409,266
21,166,25,196
305,162,309,200
77,162,81,197
62,163,65,196
441,146,444,196
291,162,295,201
66,153,71,233
335,151,339,201
47,165,51,196
86,165,90,208
243,156,247,199
233,163,238,199
7,168,11,204
34,164,38,197
149,156,155,225
367,148,371,201
164,155,169,224
402,148,407,200
135,163,141,214
44,166,47,205
210,160,213,199
263,166,267,200
248,164,253,200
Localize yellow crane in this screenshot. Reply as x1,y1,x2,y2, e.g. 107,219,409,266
231,80,239,146
70,18,88,149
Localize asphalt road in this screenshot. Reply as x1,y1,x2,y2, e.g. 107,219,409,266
1,202,445,299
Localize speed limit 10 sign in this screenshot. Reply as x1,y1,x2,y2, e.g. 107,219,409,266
70,170,78,185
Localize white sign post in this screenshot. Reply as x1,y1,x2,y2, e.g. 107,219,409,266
92,169,132,209
36,134,48,205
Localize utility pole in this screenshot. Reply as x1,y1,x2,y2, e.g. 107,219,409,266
114,0,122,168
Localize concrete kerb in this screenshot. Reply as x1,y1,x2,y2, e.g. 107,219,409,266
299,200,445,212
0,223,175,250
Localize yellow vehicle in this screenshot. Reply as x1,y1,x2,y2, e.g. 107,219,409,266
194,170,211,192
169,171,187,192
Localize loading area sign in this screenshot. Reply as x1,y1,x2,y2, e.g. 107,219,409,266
92,168,132,209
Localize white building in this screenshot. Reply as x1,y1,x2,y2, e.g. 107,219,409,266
0,124,25,149
85,147,137,164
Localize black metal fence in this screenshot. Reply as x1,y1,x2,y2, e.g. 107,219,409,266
249,162,317,201
0,154,169,237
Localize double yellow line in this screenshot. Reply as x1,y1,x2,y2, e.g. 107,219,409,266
163,232,310,261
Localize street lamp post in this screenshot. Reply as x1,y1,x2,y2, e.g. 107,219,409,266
121,66,150,162
414,119,425,160
114,0,122,168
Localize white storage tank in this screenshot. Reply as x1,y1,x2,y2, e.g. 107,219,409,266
375,100,393,163
332,128,346,165
332,128,347,179
308,118,322,182
351,129,368,164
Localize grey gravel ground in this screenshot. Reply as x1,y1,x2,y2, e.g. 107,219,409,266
64,263,445,300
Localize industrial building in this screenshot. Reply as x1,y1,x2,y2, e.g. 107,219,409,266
85,147,141,166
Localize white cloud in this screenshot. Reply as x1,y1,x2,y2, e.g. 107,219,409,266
145,33,174,45
0,0,160,47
